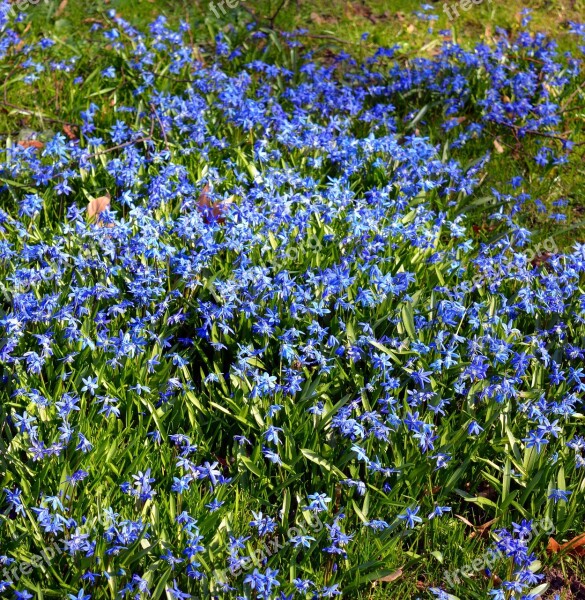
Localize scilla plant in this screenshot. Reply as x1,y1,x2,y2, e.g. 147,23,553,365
1,3,585,599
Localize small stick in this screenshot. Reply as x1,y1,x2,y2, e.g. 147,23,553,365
269,0,288,26
0,100,78,127
150,103,170,151
495,120,574,145
84,137,152,159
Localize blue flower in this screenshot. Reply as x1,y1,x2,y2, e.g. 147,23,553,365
548,489,572,503
398,506,423,529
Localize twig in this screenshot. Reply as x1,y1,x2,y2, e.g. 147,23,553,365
85,137,152,159
150,103,170,151
290,33,359,45
0,100,78,127
184,6,195,50
557,103,585,116
240,5,270,26
53,72,60,114
158,73,195,83
269,0,288,26
144,114,155,160
496,121,574,145
4,62,23,103
559,81,585,112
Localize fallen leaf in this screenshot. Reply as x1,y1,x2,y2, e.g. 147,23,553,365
377,568,403,583
18,140,43,149
63,124,77,140
470,518,498,539
493,139,505,153
483,571,503,585
455,515,499,539
547,537,562,553
407,23,416,34
531,252,553,267
13,22,31,51
455,514,475,528
310,11,338,25
353,4,376,24
196,185,233,225
87,194,111,219
310,12,325,25
548,533,585,556
54,0,68,18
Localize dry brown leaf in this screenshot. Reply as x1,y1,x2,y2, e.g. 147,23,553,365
455,514,475,528
547,537,562,553
55,0,68,18
561,535,585,556
310,12,325,25
493,139,505,154
87,194,111,219
483,571,503,585
470,518,498,539
455,515,498,539
548,533,585,556
18,140,43,149
196,185,233,225
13,22,31,51
196,184,212,210
63,124,78,140
310,11,338,25
377,568,403,583
352,3,376,23
531,252,553,267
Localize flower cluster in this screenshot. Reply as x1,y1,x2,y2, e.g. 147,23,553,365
1,3,585,599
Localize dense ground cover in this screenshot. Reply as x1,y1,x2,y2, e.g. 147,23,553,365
1,2,585,599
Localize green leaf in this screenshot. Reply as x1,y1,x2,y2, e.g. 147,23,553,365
239,455,263,479
401,302,416,340
300,449,345,479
